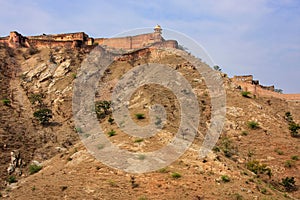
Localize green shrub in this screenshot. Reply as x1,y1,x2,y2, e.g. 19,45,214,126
275,149,284,155
289,122,300,137
134,138,144,143
274,88,283,93
29,93,44,105
107,179,117,187
260,188,267,194
74,127,82,133
213,65,222,71
247,121,259,129
246,160,272,178
108,117,114,125
220,137,237,158
284,160,295,168
29,164,42,174
221,175,230,182
282,177,296,191
291,155,299,161
171,172,181,179
135,113,145,120
232,193,244,200
241,131,248,136
1,98,11,106
158,168,169,173
107,129,116,137
7,175,17,184
285,112,293,123
95,100,111,119
33,108,52,124
212,146,220,152
241,91,251,98
285,112,300,137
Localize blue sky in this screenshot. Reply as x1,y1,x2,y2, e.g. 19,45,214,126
0,0,299,93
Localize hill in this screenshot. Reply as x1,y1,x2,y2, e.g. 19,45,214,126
0,40,299,200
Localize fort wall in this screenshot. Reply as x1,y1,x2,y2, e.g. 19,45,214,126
232,76,300,101
0,26,175,50
94,32,170,50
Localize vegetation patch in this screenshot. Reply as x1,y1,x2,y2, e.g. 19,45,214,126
1,98,11,106
95,100,111,119
281,177,297,192
246,160,271,178
107,129,116,137
29,164,42,174
7,175,17,184
171,172,182,179
33,108,52,125
284,160,295,168
135,113,145,120
134,138,144,143
241,91,251,98
221,175,230,182
285,112,300,137
247,121,259,129
220,137,237,158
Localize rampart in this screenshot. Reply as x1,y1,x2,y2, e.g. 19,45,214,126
0,25,177,50
232,75,300,101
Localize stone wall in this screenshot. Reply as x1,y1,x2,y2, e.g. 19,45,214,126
27,32,89,42
94,32,168,50
0,30,177,50
232,75,253,83
27,39,74,48
232,79,300,101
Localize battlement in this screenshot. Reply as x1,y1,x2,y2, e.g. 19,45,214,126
0,25,178,50
231,75,300,100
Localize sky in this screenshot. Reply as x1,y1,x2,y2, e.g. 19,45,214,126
0,0,299,93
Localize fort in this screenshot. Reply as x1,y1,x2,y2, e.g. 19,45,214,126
0,25,177,50
0,25,298,100
231,75,300,100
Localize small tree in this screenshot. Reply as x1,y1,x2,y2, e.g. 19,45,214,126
285,112,293,123
282,177,296,191
95,100,111,119
289,122,300,137
274,88,283,93
33,108,52,125
213,65,222,71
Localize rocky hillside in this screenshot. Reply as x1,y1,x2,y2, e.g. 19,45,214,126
0,43,299,200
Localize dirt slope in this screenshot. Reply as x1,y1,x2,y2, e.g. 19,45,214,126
0,44,299,200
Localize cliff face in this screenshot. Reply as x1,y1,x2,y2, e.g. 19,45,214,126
0,43,299,199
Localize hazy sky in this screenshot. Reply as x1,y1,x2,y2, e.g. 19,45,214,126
0,0,299,93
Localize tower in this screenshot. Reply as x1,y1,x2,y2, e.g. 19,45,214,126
154,24,162,34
